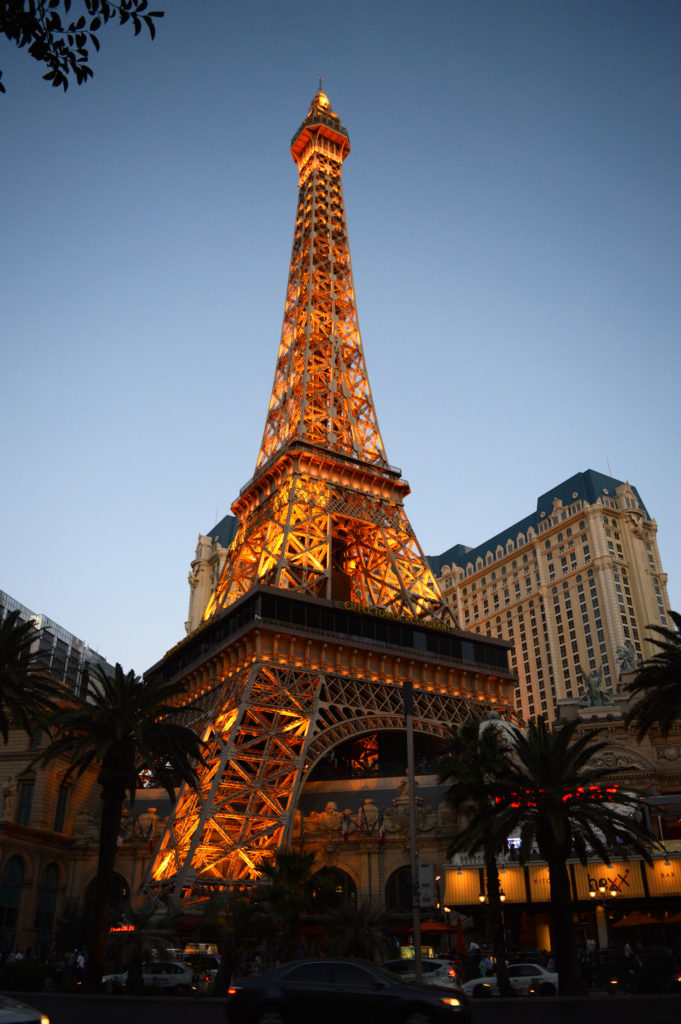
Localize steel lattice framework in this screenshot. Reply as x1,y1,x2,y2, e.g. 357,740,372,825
149,609,511,893
148,91,515,898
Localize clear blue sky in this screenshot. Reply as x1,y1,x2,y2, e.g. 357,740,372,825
2,1,679,672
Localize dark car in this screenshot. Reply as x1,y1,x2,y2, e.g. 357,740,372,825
225,958,471,1024
588,947,679,993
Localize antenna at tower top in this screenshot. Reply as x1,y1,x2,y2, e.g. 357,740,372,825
318,75,323,91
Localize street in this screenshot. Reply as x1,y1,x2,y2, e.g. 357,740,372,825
473,993,681,1024
10,993,228,1024
14,992,681,1024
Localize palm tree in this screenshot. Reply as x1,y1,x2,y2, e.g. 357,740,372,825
40,662,205,988
436,717,514,997
492,717,656,995
108,896,181,994
0,608,62,742
625,610,681,740
326,902,392,960
258,848,319,962
192,891,268,995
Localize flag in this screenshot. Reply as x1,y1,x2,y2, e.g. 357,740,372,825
358,803,367,830
378,810,385,846
342,814,350,841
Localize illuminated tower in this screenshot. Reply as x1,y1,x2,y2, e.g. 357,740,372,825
204,89,449,624
149,91,515,897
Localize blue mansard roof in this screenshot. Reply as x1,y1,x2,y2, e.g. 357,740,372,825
206,513,238,549
427,469,649,576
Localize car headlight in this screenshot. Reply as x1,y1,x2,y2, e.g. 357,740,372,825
440,997,462,1008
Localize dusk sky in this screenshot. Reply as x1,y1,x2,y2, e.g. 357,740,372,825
2,1,679,673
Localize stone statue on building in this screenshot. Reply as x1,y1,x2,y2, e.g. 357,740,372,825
1,775,16,821
138,807,160,842
578,666,613,707
616,640,640,675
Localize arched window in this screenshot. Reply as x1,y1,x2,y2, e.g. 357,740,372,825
0,856,24,952
312,867,356,907
85,871,130,916
385,865,412,914
35,863,59,959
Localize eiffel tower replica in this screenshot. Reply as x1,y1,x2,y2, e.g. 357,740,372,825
148,89,515,898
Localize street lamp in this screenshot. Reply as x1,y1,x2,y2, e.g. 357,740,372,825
403,678,422,984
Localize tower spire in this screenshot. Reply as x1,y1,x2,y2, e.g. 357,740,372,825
204,91,451,625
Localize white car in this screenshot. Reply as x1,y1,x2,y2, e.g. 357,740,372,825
102,959,195,992
382,957,461,989
461,962,559,997
0,993,49,1023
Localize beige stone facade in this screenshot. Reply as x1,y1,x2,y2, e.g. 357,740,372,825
185,515,237,635
430,471,671,724
0,720,165,957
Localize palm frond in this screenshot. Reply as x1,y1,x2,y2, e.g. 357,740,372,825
625,611,681,740
0,609,65,742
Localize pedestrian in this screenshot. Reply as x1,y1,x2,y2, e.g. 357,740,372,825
479,954,493,976
627,949,643,994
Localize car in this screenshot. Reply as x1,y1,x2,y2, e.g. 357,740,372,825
382,958,460,989
588,947,679,994
102,958,195,993
461,962,559,997
0,993,49,1024
225,958,471,1024
183,952,222,992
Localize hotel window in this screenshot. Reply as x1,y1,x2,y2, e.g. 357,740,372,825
54,785,69,833
16,781,34,826
0,856,24,952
